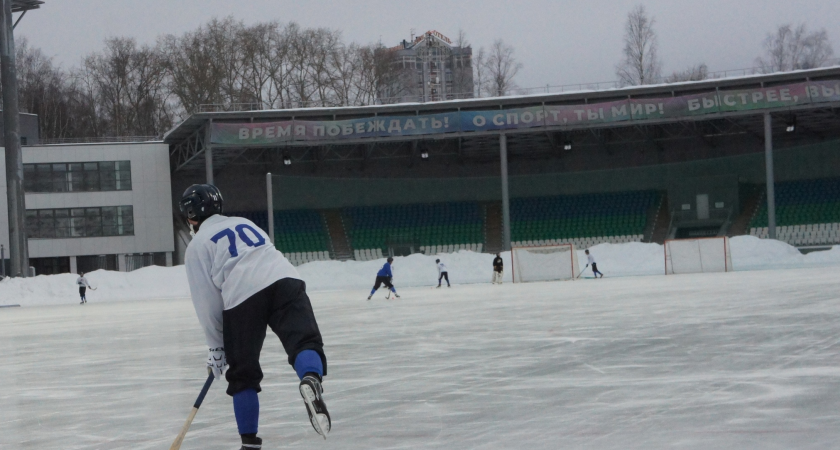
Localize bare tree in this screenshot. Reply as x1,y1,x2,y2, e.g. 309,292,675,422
616,4,662,86
450,29,474,99
665,63,709,83
473,46,487,97
355,44,408,104
12,38,79,139
484,39,522,97
756,23,834,73
160,21,233,114
11,19,517,138
77,37,171,137
238,22,288,109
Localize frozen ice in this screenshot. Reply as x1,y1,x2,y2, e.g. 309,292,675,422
3,262,840,449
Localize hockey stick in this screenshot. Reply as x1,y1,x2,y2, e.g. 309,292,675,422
576,265,588,279
169,370,215,450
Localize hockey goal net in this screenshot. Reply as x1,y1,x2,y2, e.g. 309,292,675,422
511,243,581,283
664,236,733,275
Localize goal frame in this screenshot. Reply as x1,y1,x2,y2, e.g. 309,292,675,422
664,236,732,275
511,243,579,283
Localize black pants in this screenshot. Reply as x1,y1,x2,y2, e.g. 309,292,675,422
79,286,86,298
592,263,603,276
438,272,449,286
222,278,326,396
372,276,394,290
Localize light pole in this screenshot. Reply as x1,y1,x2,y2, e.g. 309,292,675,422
1,0,43,277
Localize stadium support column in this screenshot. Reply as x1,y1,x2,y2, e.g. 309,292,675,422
500,133,511,251
764,113,777,240
205,120,214,185
1,0,28,277
266,172,275,245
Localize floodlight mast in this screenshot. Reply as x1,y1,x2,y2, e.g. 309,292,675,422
1,0,42,277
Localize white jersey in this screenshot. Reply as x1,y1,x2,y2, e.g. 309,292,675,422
438,262,448,274
587,254,596,265
185,214,299,349
76,276,90,287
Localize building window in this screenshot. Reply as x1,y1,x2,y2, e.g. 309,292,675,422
77,254,118,273
30,257,70,275
124,252,168,271
23,161,132,193
26,206,134,239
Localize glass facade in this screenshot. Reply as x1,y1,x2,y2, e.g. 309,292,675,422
26,206,134,239
30,257,71,275
23,161,132,193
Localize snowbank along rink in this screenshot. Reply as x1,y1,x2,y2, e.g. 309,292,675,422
0,238,839,449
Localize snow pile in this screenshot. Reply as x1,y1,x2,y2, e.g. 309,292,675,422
0,265,190,308
729,235,840,271
296,250,510,291
2,236,838,307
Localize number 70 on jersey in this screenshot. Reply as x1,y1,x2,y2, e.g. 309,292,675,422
211,224,266,257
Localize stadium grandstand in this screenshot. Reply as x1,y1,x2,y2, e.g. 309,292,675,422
164,67,840,265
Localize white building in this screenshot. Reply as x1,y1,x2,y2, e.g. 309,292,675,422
0,141,174,275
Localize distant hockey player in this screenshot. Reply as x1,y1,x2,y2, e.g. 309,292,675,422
180,184,330,449
76,273,91,304
368,257,399,300
436,259,450,288
492,253,504,284
585,249,603,278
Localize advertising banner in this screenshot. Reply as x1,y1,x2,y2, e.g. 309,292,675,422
460,106,546,132
209,79,839,146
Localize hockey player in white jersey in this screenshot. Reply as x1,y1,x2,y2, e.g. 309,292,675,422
435,259,450,288
585,249,604,278
76,273,91,304
180,184,330,450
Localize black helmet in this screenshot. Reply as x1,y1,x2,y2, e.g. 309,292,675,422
180,184,223,221
436,259,440,263
387,257,394,263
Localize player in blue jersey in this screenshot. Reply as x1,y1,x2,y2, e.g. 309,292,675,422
180,184,330,450
368,257,400,300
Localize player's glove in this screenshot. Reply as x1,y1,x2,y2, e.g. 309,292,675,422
207,347,227,380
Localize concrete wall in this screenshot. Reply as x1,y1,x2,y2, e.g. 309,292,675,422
0,142,174,262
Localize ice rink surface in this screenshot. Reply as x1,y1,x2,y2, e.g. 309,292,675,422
3,267,840,449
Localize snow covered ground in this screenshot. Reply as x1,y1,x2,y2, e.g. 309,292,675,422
2,264,840,449
1,236,838,307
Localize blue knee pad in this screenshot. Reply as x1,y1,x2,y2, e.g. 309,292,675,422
233,389,259,436
294,349,323,380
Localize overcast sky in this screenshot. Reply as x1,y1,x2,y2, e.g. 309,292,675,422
14,0,840,90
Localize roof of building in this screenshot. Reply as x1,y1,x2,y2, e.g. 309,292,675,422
164,66,840,145
11,0,43,13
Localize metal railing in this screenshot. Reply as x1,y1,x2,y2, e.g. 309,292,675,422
37,136,160,145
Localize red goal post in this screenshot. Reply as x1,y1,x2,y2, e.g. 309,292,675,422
511,243,581,283
664,236,733,275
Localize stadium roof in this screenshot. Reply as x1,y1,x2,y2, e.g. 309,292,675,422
166,67,840,174
11,0,43,13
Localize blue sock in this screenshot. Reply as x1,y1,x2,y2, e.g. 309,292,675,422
294,349,323,380
233,389,259,436
370,288,377,296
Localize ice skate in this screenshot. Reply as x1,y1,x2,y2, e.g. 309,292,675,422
299,374,330,439
239,435,262,449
